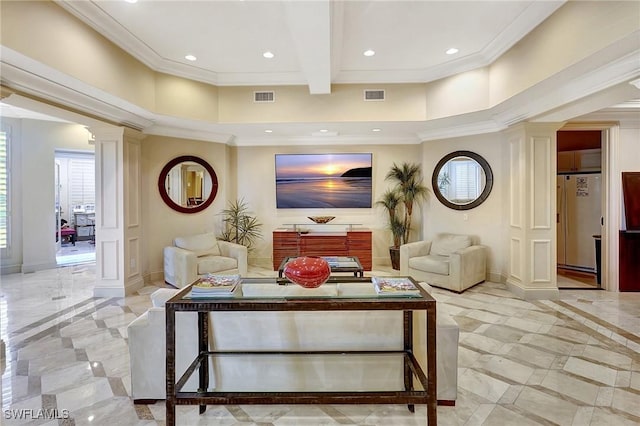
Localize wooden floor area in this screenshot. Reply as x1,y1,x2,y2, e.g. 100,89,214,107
557,267,599,289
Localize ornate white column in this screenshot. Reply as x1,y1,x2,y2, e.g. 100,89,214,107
90,126,144,297
505,123,563,300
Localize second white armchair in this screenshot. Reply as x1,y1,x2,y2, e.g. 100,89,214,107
400,233,486,293
163,232,248,288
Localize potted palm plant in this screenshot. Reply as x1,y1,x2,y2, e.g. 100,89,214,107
218,198,263,251
377,162,429,269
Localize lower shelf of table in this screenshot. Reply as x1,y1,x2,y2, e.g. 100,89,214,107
172,351,430,405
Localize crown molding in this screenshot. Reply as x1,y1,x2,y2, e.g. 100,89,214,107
55,0,564,90
335,1,565,86
1,27,637,146
491,34,640,128
144,114,234,144
231,134,421,147
0,47,154,130
478,1,565,64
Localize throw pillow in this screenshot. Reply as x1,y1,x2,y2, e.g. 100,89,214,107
174,232,221,257
431,234,471,256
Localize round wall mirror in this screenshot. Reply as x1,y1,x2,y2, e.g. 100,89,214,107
158,155,218,213
432,150,493,210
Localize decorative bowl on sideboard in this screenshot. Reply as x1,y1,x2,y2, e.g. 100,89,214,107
308,216,335,224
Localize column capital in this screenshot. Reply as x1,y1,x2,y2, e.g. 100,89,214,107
87,125,124,141
0,86,15,101
504,121,565,137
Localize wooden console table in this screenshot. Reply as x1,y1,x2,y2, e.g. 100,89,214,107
165,277,437,426
273,226,372,270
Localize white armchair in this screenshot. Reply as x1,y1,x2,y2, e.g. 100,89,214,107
400,233,486,293
163,232,248,288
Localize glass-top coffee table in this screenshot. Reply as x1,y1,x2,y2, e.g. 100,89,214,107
278,256,364,277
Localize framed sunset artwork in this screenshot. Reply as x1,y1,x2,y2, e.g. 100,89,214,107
275,153,372,208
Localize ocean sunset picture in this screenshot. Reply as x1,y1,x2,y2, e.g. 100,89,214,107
275,153,373,208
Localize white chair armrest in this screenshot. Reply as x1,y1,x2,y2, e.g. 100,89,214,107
400,241,432,274
217,240,248,275
164,246,197,288
449,245,487,290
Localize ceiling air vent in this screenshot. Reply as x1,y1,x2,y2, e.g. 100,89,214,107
364,89,385,101
254,91,275,103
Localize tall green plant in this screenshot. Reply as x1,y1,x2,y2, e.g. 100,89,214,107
376,189,404,248
378,162,429,247
218,198,263,250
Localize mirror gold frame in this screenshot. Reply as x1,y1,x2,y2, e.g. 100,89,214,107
158,155,218,213
432,150,493,210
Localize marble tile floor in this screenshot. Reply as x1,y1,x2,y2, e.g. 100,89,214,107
1,264,639,425
56,241,96,267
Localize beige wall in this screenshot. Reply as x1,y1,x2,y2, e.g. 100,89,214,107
218,84,428,123
231,144,424,268
154,73,220,121
141,136,230,280
489,1,640,105
1,0,156,110
421,133,506,281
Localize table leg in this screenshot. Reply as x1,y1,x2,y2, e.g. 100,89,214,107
426,306,437,426
166,306,176,426
198,312,209,415
403,310,414,412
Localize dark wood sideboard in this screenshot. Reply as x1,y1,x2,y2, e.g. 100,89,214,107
619,231,640,292
273,230,372,271
620,172,640,292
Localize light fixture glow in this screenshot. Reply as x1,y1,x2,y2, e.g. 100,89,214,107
319,129,328,133
264,129,273,133
446,48,459,55
263,51,275,59
363,49,375,57
185,54,197,61
372,128,381,132
124,0,138,3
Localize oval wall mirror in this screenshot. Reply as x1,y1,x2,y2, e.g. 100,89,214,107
432,150,493,210
158,155,218,213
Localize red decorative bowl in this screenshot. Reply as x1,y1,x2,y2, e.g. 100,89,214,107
283,256,331,288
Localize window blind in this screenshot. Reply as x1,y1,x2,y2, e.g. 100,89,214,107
0,131,8,249
69,157,95,208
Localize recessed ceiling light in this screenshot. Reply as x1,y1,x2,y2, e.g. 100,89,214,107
264,129,273,133
319,129,329,133
263,51,275,59
363,49,375,57
446,48,459,55
124,0,138,3
372,128,381,132
185,54,197,61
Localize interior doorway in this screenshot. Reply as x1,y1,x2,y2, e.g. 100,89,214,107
54,150,96,266
556,130,603,289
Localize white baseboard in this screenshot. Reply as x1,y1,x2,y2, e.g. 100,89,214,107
125,277,145,295
22,261,58,273
488,271,506,283
506,279,559,300
1,264,22,275
93,286,125,298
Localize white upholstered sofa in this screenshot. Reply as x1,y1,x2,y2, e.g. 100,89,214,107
163,232,248,288
127,283,460,405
